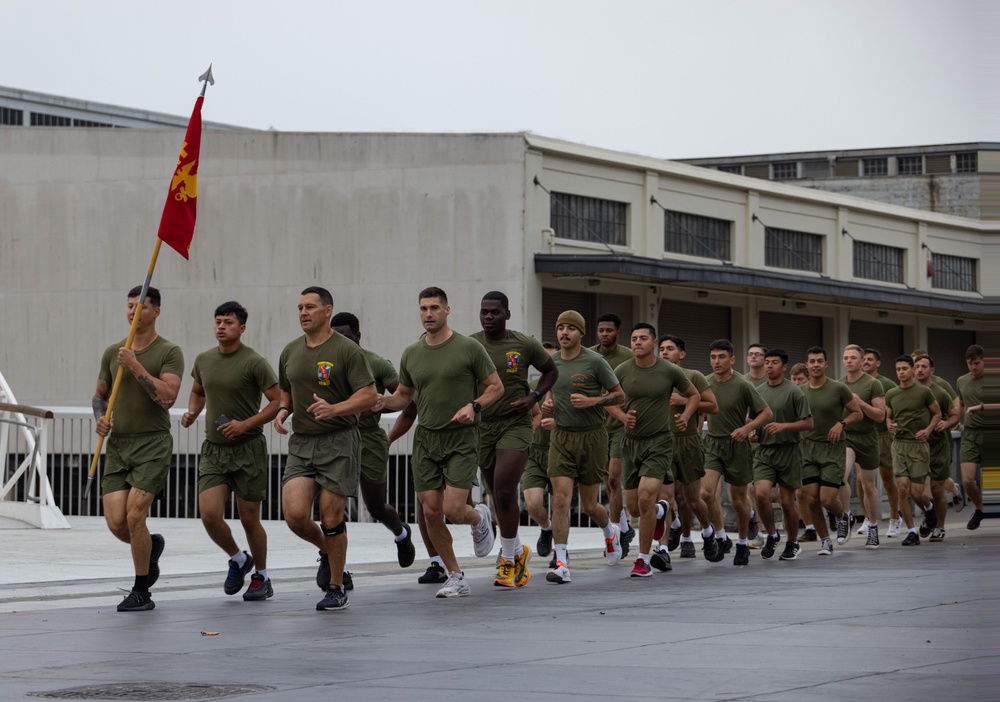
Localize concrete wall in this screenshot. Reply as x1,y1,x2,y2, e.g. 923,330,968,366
788,175,982,220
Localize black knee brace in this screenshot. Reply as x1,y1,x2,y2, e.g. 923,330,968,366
322,521,346,537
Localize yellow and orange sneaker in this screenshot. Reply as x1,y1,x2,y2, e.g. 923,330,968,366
513,544,532,587
493,558,516,588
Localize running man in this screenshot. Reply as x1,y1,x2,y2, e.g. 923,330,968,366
542,310,625,584
471,291,558,588
523,342,559,566
914,356,959,541
744,342,768,542
274,287,377,612
182,301,280,601
863,348,902,537
379,287,503,598
957,345,990,530
93,285,183,612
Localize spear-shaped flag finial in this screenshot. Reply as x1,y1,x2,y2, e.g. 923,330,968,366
199,64,215,95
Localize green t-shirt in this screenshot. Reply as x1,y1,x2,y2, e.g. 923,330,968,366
885,384,936,441
614,358,691,437
398,332,496,431
923,382,953,446
932,375,958,401
957,372,984,430
670,368,710,437
837,373,885,435
530,378,551,449
99,336,184,435
706,372,769,438
755,379,810,445
803,378,854,443
871,374,898,435
747,373,768,388
191,344,277,445
360,348,398,431
552,347,619,429
278,332,374,435
471,329,550,421
591,344,633,431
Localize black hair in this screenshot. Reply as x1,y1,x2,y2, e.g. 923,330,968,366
128,285,161,307
301,286,333,306
330,311,360,334
214,300,248,324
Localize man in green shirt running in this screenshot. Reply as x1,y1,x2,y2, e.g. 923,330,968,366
182,301,280,601
957,345,991,530
274,287,377,612
915,355,959,541
94,285,183,612
863,348,902,537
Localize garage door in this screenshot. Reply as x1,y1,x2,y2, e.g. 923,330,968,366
849,320,905,365
658,300,732,375
927,328,978,386
759,311,823,367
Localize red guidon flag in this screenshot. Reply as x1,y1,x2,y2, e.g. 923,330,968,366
157,95,203,259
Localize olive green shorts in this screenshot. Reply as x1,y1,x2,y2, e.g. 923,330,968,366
621,432,674,490
845,431,880,471
548,426,608,486
608,425,624,460
670,433,706,485
102,431,173,496
960,429,983,464
521,444,550,491
283,428,361,497
702,435,753,487
878,431,893,469
928,437,952,482
752,443,803,491
412,425,479,492
478,415,532,472
198,434,268,501
891,440,930,480
360,428,389,484
801,439,845,487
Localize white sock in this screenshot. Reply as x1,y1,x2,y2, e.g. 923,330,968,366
540,526,552,533
618,509,630,532
394,524,409,542
230,550,248,567
430,556,444,568
805,524,815,530
639,552,650,564
654,503,666,520
671,517,681,529
701,526,714,539
256,568,268,580
771,532,779,540
555,545,568,564
909,528,918,534
681,535,694,543
501,537,518,561
602,523,616,539
717,529,728,541
737,538,748,545
659,543,670,552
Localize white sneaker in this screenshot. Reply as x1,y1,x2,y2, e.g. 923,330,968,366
471,503,496,557
604,524,622,566
749,533,766,549
857,518,871,535
545,560,571,584
886,518,902,538
435,571,470,598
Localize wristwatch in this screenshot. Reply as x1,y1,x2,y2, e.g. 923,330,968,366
531,390,543,403
838,419,846,426
472,401,482,413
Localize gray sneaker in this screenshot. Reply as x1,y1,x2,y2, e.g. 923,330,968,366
865,525,880,550
472,504,496,557
435,571,471,598
818,537,833,555
316,584,349,611
242,573,274,601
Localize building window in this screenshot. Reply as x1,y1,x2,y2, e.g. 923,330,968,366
772,162,798,179
863,157,887,176
931,253,978,292
73,118,114,128
664,210,731,261
29,112,72,126
765,227,823,273
550,192,627,247
0,107,24,125
897,156,923,175
955,152,978,173
854,242,904,284
717,165,742,174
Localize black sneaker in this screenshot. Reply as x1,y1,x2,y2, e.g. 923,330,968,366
865,525,880,550
679,541,696,558
967,510,985,530
619,525,636,558
708,537,726,563
242,573,273,601
919,515,931,537
417,562,448,584
799,528,818,542
929,528,945,542
147,534,165,588
901,531,920,546
396,524,416,568
923,502,938,531
316,585,349,611
117,589,154,612
316,551,330,591
747,514,759,541
720,536,733,555
650,549,672,572
667,525,682,552
536,529,553,558
733,543,750,566
836,516,851,545
828,512,837,532
761,534,777,560
224,552,254,596
778,541,800,560
342,570,354,592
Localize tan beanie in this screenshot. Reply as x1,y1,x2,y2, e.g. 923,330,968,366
555,310,586,335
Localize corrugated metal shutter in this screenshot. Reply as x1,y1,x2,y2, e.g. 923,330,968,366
759,311,823,365
743,164,770,179
925,154,952,174
849,320,904,362
927,328,977,387
802,160,830,178
834,158,860,177
658,300,732,374
542,288,596,346
595,294,635,337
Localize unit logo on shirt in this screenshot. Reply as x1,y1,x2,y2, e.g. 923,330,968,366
316,361,335,386
571,373,590,388
506,351,521,374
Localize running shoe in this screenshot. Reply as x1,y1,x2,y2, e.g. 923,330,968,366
778,541,800,560
224,551,254,596
536,528,553,558
707,537,726,563
435,571,470,598
653,500,669,541
761,534,777,560
886,518,902,538
799,527,818,542
929,528,945,542
733,543,750,566
418,562,448,584
396,524,416,568
865,525,880,550
749,533,765,549
605,524,623,566
818,537,833,555
919,517,932,538
836,516,851,545
630,558,652,578
679,541,696,559
923,502,938,531
747,513,759,541
147,534,165,588
857,518,871,535
342,570,354,592
667,525,682,553
117,589,154,612
546,560,571,584
650,549,672,572
316,551,331,590
967,510,985,530
242,573,273,601
472,504,496,557
720,536,734,555
619,524,636,558
514,544,532,587
901,531,920,546
494,558,516,588
316,585,350,610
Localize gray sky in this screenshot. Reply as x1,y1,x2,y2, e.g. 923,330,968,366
4,0,995,159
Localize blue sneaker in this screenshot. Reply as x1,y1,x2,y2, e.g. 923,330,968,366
224,552,254,595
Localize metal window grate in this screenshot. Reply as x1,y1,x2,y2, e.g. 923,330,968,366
854,241,904,283
955,152,978,173
664,210,731,260
72,118,114,128
550,192,627,246
863,157,887,176
29,112,72,126
717,165,742,174
772,162,798,179
931,253,978,292
765,227,823,273
1,106,24,125
897,155,923,175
